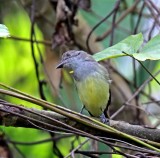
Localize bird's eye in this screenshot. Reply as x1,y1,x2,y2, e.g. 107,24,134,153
66,53,70,57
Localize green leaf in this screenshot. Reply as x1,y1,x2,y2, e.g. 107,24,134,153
0,24,10,37
133,35,160,61
93,33,143,61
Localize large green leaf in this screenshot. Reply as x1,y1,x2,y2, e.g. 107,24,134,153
0,24,10,37
133,35,160,61
93,33,143,61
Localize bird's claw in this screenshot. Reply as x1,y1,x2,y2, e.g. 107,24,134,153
100,113,110,125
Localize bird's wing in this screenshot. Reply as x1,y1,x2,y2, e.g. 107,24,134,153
98,64,111,83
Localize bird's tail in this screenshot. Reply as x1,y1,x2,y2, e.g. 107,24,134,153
104,90,111,118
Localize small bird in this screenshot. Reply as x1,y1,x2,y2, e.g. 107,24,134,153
56,50,111,122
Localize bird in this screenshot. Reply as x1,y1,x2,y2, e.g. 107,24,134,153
56,50,111,123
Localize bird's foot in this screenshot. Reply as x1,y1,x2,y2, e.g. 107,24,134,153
100,113,110,125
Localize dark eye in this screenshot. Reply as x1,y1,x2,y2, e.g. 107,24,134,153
66,53,70,57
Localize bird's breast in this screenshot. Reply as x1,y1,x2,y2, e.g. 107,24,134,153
75,72,110,117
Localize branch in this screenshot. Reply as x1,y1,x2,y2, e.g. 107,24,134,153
0,103,160,146
0,85,160,153
96,0,140,41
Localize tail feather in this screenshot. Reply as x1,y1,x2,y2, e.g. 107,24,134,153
104,89,111,118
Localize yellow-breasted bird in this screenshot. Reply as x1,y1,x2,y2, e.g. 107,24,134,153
56,50,111,122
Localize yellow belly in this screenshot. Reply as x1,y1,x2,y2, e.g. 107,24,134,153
76,74,109,117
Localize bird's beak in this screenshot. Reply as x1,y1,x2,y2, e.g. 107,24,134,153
56,61,65,69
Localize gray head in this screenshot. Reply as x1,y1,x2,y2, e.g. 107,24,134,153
56,50,95,70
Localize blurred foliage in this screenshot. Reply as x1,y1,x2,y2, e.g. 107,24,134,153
0,10,43,104
80,0,128,47
3,128,53,158
0,5,74,158
0,8,55,158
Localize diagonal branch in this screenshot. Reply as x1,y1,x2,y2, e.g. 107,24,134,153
0,102,160,149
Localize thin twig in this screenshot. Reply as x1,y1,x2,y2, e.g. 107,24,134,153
6,135,72,146
30,0,47,101
132,1,145,119
9,35,51,46
65,138,90,158
96,0,140,41
109,0,120,46
144,1,160,27
86,0,121,53
111,70,160,119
